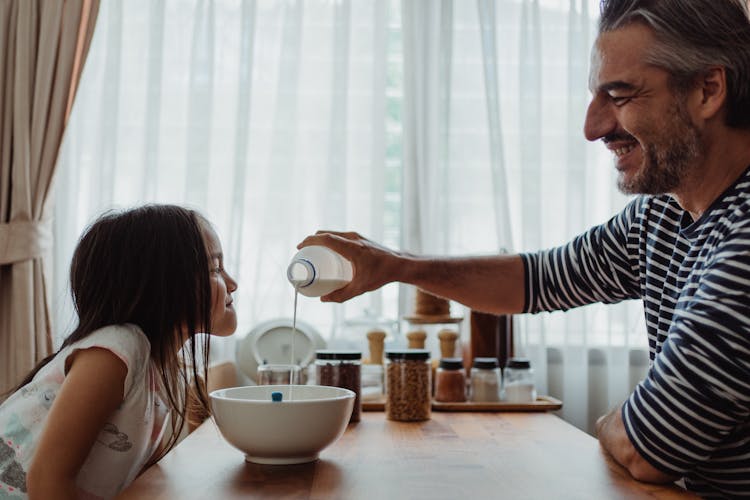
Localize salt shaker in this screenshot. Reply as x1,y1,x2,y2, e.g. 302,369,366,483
406,329,427,349
503,358,536,403
470,357,501,402
363,329,386,397
437,329,459,358
366,329,387,365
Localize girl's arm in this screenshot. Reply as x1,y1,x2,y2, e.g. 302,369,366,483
26,347,127,500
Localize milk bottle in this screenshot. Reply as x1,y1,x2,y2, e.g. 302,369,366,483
287,245,353,297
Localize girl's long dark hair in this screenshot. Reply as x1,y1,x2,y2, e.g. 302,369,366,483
7,204,213,464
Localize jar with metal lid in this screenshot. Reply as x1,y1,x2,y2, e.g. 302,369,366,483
385,349,431,421
503,358,536,403
470,357,501,402
316,350,362,422
434,358,466,402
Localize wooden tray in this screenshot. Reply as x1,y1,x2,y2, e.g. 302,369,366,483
432,395,562,412
362,395,561,412
362,396,386,412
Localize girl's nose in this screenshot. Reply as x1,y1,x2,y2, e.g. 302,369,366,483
583,94,616,142
225,271,238,293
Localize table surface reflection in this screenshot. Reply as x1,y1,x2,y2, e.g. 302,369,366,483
118,410,696,499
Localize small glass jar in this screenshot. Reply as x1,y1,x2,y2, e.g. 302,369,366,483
434,358,466,402
470,357,501,402
315,350,362,422
385,349,431,421
503,358,536,403
361,363,384,399
256,364,301,385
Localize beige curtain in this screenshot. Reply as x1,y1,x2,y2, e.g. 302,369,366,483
0,0,99,393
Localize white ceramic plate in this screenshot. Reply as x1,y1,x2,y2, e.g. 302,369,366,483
236,318,325,383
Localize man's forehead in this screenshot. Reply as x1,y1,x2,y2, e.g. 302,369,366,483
588,23,654,91
588,44,603,91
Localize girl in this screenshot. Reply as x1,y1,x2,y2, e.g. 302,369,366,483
0,205,238,499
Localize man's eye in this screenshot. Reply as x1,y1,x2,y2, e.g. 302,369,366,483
610,95,633,106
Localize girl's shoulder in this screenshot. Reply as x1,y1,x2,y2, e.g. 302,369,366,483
63,324,151,361
61,324,153,395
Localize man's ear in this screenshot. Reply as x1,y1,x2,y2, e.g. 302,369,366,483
695,66,727,120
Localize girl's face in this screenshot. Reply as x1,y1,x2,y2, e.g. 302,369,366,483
202,223,238,337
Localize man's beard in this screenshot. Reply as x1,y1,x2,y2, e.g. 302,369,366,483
617,101,704,196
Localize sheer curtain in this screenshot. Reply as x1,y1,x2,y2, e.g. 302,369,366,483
54,0,647,433
54,0,400,357
400,0,648,433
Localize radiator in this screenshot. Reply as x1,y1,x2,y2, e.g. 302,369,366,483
541,346,649,435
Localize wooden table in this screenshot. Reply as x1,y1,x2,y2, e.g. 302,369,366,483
118,411,695,499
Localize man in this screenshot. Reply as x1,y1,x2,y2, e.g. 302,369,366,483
299,0,750,496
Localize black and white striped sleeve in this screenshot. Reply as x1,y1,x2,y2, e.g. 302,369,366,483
521,197,645,314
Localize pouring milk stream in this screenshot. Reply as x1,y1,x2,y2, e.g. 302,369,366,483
285,246,353,399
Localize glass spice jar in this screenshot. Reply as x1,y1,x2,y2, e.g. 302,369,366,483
315,350,362,422
385,349,431,421
503,358,536,403
470,357,501,402
434,358,466,402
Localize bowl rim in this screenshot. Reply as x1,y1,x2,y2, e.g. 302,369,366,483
209,384,355,403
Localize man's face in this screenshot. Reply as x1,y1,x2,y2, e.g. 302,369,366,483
584,22,705,195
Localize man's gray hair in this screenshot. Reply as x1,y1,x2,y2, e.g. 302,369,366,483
599,0,750,128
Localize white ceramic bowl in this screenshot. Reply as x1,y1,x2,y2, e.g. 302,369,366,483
210,385,355,465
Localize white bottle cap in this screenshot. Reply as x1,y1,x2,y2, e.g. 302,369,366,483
287,258,315,288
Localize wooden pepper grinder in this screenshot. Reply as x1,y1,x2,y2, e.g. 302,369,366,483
406,329,427,349
366,329,387,364
437,329,459,359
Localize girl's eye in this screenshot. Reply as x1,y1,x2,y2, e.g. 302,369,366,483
210,258,223,274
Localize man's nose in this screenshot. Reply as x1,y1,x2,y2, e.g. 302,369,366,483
583,95,616,142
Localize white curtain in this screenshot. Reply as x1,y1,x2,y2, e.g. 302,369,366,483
398,0,648,433
54,0,399,355
55,0,647,434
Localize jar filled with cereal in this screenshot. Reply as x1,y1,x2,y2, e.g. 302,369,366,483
316,350,362,422
385,349,431,421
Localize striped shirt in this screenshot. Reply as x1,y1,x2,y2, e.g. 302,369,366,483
521,167,750,498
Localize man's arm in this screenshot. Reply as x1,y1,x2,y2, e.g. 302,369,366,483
298,231,526,315
595,405,679,483
299,201,643,315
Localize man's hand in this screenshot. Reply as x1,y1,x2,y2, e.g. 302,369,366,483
297,231,405,303
595,405,679,484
